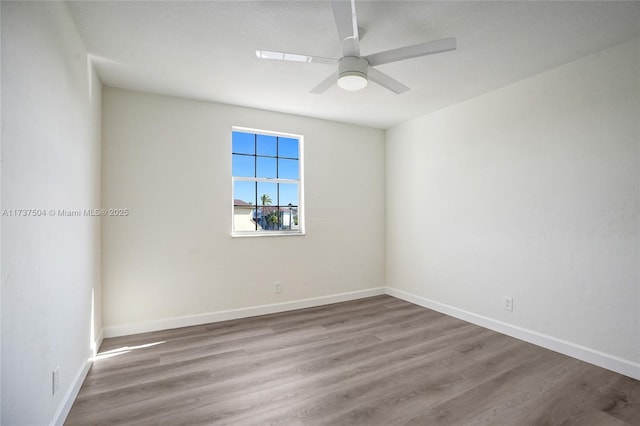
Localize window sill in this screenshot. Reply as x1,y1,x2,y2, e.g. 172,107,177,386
231,231,306,238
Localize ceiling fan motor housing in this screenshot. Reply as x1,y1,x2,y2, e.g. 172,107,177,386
339,56,369,79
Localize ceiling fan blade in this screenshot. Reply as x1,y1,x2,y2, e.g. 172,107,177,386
368,67,410,94
256,50,337,65
330,0,360,57
365,37,457,67
310,73,338,94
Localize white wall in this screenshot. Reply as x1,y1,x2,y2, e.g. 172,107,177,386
387,38,639,368
101,88,385,331
1,2,102,425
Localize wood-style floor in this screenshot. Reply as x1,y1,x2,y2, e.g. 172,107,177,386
66,295,640,425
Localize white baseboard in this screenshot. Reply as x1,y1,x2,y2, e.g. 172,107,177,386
50,355,92,426
385,287,640,381
103,287,386,338
94,328,104,354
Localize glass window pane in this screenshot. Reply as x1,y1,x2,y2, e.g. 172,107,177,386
233,181,256,206
232,131,254,155
257,134,277,156
233,181,257,232
256,156,276,178
279,183,299,230
232,154,254,177
278,137,299,159
278,159,299,180
257,182,278,206
257,182,280,231
278,183,298,206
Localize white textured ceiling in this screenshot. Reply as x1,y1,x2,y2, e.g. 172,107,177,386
68,1,640,129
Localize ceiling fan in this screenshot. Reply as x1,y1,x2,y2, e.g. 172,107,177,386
256,0,457,94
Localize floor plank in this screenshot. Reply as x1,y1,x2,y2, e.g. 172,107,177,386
65,295,640,425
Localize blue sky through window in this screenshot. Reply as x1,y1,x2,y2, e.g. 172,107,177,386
232,131,300,206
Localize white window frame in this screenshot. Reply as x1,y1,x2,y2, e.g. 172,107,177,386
231,126,305,237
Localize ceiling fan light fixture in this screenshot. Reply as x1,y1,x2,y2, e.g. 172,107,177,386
338,71,368,91
337,56,369,91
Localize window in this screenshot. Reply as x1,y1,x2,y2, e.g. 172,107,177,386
232,128,303,236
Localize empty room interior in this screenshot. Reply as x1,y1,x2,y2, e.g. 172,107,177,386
2,1,640,425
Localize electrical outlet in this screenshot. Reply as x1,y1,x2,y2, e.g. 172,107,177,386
52,366,60,395
274,282,282,294
504,296,513,312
